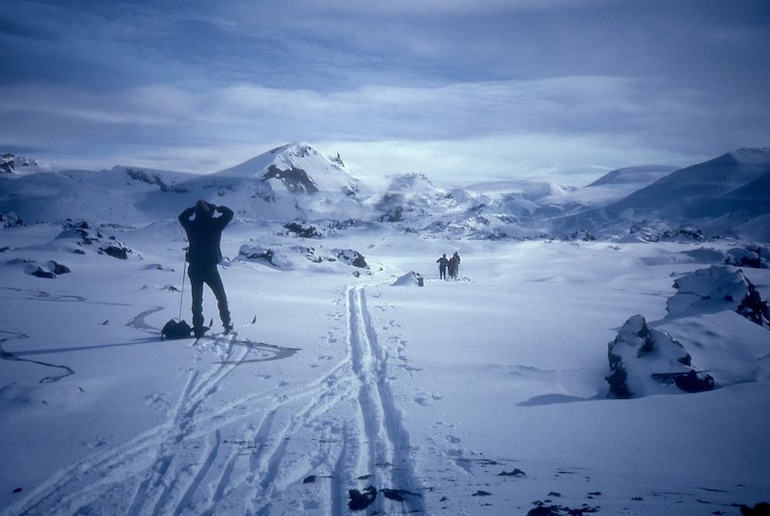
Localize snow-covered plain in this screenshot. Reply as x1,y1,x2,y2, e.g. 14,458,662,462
1,144,769,515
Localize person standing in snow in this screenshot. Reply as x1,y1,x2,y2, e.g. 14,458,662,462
436,253,449,280
451,251,461,279
179,200,234,338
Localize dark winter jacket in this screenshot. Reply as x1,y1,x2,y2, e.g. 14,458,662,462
179,203,234,265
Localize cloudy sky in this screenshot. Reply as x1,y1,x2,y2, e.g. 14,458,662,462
2,0,769,184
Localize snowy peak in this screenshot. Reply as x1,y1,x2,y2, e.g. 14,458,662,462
215,141,359,196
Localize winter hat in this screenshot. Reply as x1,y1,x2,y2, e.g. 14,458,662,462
194,199,212,217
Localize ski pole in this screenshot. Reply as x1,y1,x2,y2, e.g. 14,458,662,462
178,248,187,321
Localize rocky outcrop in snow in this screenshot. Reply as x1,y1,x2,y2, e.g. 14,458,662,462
238,243,368,273
56,220,135,259
1,153,47,174
1,212,22,228
605,314,713,398
667,265,769,326
4,258,71,278
263,164,319,194
391,271,424,287
725,245,767,269
123,167,188,193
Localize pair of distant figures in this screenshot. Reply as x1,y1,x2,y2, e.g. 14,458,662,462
436,252,461,280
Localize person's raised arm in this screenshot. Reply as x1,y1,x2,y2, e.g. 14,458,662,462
178,206,195,228
215,205,234,225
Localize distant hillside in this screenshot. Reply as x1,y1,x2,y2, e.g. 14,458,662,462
538,165,678,212
2,144,768,241
689,169,770,218
542,148,770,241
587,165,677,187
605,148,770,219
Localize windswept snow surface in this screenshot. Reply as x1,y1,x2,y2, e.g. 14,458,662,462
1,145,770,515
1,220,769,515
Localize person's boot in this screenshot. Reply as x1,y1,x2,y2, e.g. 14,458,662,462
194,326,208,339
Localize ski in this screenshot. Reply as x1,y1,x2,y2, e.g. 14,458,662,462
191,315,256,343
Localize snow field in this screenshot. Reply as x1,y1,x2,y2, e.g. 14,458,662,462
1,221,769,515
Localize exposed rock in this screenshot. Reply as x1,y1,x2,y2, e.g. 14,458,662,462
1,212,22,227
667,265,752,317
239,244,276,266
124,167,188,193
55,221,135,259
1,153,42,173
100,243,131,260
348,485,377,511
263,164,319,194
1,153,14,173
606,314,713,398
391,271,424,287
284,221,323,238
334,248,367,268
32,268,57,279
725,245,767,269
737,281,770,328
57,220,102,246
741,501,770,515
19,260,72,278
528,504,599,515
668,264,769,327
498,468,526,477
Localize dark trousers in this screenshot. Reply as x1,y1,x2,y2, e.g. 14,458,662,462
188,262,231,330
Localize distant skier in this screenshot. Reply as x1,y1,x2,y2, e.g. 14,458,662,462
179,200,234,338
436,253,449,280
448,251,460,279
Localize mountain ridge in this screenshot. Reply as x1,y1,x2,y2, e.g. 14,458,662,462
2,144,769,241
601,149,770,220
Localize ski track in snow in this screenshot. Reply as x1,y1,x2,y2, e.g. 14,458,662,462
344,285,425,514
6,284,425,515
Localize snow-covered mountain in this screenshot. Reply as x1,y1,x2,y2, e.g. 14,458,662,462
216,141,359,195
605,148,770,219
2,144,769,241
0,142,365,225
546,148,770,241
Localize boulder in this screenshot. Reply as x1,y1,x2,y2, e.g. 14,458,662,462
668,265,752,317
391,271,424,287
333,248,368,268
606,314,713,398
668,264,769,327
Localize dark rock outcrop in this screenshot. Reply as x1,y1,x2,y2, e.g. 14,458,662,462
606,314,713,398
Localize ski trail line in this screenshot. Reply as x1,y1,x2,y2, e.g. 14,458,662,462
5,286,426,515
346,285,425,514
4,331,258,516
126,331,254,516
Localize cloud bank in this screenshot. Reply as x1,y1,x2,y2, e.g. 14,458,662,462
1,0,768,184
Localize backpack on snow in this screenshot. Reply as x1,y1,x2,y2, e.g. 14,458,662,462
161,319,192,340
